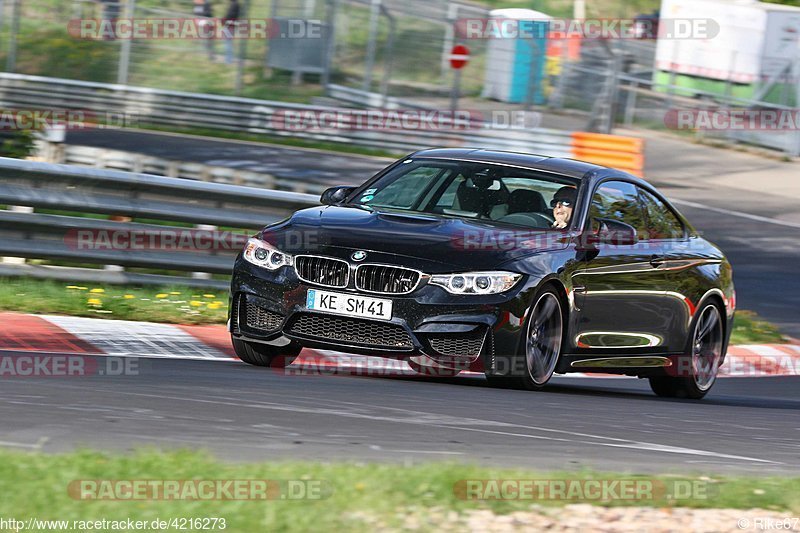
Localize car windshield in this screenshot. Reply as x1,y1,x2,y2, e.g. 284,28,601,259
348,159,580,229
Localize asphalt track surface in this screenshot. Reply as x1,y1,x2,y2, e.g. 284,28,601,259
4,129,792,473
66,129,389,188
1,353,798,475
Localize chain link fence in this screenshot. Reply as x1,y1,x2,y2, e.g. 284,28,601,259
0,0,320,100
548,39,800,155
268,0,489,102
0,0,490,102
0,0,488,104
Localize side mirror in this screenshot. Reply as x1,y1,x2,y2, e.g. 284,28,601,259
577,218,639,250
320,186,356,206
592,218,639,245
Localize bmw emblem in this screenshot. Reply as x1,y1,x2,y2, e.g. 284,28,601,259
351,251,367,262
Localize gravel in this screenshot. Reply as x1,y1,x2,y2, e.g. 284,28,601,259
353,505,797,532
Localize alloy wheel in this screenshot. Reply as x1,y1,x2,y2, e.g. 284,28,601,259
691,305,724,391
525,292,563,385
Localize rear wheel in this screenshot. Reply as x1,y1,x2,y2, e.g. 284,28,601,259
231,336,302,368
486,287,564,390
649,302,724,399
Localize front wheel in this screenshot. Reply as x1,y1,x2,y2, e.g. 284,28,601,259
648,302,725,399
486,287,564,390
232,336,302,368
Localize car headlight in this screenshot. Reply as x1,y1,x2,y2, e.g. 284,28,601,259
242,237,293,270
429,271,522,295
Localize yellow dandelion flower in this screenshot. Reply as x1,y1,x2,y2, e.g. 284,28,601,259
155,293,168,299
203,294,216,298
207,302,222,309
66,285,80,290
89,288,105,293
87,298,102,306
189,301,203,307
123,294,135,299
170,291,181,295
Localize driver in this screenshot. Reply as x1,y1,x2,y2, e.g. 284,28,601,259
551,186,576,229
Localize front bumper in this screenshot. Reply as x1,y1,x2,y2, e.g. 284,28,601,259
229,258,532,369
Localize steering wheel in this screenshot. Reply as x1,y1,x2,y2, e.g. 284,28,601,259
496,212,552,229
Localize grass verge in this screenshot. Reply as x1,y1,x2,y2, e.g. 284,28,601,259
0,277,790,344
730,310,787,345
0,278,228,325
0,449,797,532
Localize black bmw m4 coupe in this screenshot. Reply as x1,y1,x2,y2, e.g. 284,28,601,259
229,149,735,399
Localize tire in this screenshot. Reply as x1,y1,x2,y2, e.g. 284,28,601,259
231,336,302,368
648,302,725,400
485,286,565,391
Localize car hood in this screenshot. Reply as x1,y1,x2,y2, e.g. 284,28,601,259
261,205,569,272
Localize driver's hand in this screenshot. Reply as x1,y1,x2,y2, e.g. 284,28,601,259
553,214,568,229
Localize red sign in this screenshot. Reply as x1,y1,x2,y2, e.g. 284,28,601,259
449,44,470,69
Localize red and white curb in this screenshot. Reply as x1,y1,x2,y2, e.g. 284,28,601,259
1,313,798,378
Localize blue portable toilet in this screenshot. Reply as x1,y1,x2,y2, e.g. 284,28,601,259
481,8,551,104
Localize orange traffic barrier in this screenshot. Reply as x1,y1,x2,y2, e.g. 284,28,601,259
570,132,644,176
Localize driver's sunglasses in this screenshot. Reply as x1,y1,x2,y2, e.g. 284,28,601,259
550,199,573,208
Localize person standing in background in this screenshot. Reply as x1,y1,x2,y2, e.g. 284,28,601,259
193,0,215,60
99,0,121,40
222,0,240,64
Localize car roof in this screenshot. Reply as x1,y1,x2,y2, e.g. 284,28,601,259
409,148,608,179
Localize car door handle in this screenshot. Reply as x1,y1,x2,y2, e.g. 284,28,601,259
649,254,664,268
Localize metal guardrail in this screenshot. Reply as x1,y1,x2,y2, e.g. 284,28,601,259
44,144,330,194
0,157,320,288
612,73,800,156
0,73,575,157
326,84,443,111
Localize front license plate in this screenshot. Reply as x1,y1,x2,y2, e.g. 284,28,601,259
306,289,393,321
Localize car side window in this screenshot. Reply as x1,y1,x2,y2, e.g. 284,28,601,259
638,189,685,240
588,180,649,240
435,173,466,210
